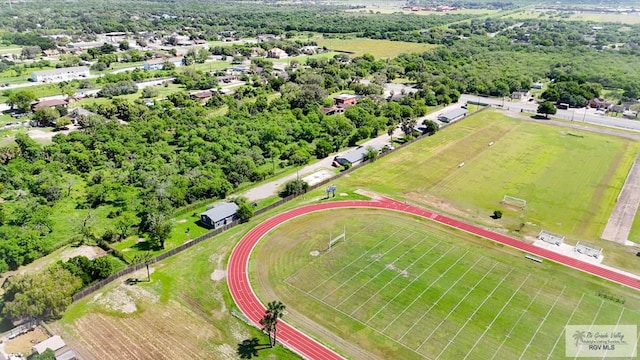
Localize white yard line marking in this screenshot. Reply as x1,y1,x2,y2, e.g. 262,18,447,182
423,267,512,354
463,274,532,360
286,220,378,284
334,235,429,308
602,307,625,359
398,257,489,342
288,281,434,360
573,299,604,360
321,232,415,301
489,280,549,360
308,228,405,293
545,293,585,360
348,240,443,316
518,286,567,360
573,299,605,359
365,245,455,324
383,251,472,333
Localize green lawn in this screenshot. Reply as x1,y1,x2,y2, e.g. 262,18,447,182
56,216,300,359
333,110,640,241
251,209,640,359
316,37,437,59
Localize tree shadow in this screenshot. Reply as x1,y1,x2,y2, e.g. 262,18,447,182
237,338,270,359
132,240,156,251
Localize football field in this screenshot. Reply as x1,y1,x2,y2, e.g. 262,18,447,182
252,209,640,359
336,111,640,240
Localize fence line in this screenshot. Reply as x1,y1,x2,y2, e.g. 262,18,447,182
71,105,489,302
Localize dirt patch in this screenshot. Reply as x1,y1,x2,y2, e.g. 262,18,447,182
59,245,107,262
354,189,381,200
4,326,49,355
91,283,159,314
61,301,215,360
210,269,226,281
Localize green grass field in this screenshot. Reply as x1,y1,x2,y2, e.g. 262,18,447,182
335,110,640,241
251,209,640,359
315,37,437,59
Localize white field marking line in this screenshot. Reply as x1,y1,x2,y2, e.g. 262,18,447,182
321,231,416,301
347,240,443,316
518,286,567,360
489,280,549,360
434,269,518,359
287,281,434,360
285,219,378,284
308,227,406,293
397,256,488,341
420,266,509,353
602,307,626,359
463,273,533,360
545,293,585,360
366,245,455,324
334,234,430,309
633,323,640,358
383,251,472,334
573,299,605,360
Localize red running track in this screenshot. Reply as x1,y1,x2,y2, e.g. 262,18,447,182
227,197,640,360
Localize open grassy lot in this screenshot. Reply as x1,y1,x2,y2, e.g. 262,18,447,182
315,38,437,58
335,110,640,241
251,209,640,359
54,217,300,360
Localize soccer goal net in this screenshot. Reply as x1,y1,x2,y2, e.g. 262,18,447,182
501,195,527,209
328,227,346,250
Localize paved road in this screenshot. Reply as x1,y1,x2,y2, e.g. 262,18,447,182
458,94,640,132
227,197,640,360
243,129,400,201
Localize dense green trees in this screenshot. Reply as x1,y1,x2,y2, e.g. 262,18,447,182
537,101,557,118
2,264,82,320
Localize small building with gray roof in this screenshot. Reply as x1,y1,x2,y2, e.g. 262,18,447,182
200,202,239,229
437,108,467,123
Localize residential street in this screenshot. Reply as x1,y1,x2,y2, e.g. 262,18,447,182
243,128,400,201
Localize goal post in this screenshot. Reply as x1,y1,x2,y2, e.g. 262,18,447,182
328,226,346,250
501,195,527,209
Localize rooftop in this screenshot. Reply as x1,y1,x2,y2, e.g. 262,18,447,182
439,107,467,119
33,335,66,354
201,202,239,222
32,66,89,77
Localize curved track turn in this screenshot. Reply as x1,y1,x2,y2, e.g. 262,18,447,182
227,197,640,360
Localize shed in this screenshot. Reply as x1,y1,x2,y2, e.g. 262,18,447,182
33,335,66,354
55,350,77,360
200,202,239,229
437,108,467,123
333,146,380,167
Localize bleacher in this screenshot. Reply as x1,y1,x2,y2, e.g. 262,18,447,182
537,230,565,246
575,241,603,259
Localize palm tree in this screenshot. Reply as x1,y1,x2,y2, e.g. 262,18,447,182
259,312,275,345
572,330,586,347
264,301,286,347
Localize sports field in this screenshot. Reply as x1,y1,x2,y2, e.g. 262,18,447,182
315,38,437,58
337,110,640,240
252,209,640,359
